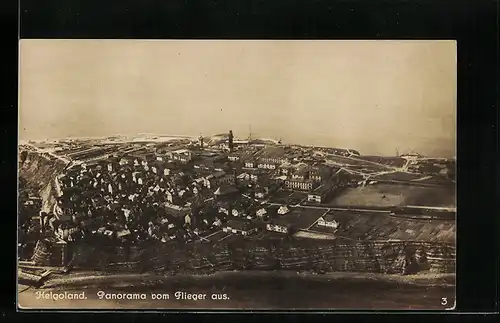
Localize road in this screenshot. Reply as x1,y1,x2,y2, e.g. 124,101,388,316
265,201,391,214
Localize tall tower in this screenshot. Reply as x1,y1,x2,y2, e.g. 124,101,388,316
198,134,204,149
228,130,234,152
248,124,252,141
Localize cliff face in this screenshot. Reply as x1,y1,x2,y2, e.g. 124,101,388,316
69,239,455,275
18,149,68,214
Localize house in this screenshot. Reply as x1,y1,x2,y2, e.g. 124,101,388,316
231,208,242,217
223,219,257,236
277,205,290,215
255,207,267,218
218,201,231,215
266,221,291,234
317,214,340,229
212,217,222,228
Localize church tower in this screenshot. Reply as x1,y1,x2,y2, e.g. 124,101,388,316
198,134,204,149
228,130,234,152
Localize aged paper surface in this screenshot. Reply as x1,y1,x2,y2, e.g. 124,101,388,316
18,40,456,310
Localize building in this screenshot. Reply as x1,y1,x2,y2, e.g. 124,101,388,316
307,184,335,203
277,205,290,215
237,171,260,183
204,171,233,188
164,203,190,217
309,165,333,182
255,207,267,218
254,188,267,199
244,159,257,168
228,130,234,152
256,146,289,164
266,221,291,234
317,214,340,228
257,161,277,170
228,154,240,162
168,149,192,163
215,175,236,187
284,178,317,191
218,201,231,215
255,178,280,197
223,219,257,236
278,163,294,176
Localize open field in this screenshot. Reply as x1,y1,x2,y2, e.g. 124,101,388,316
371,172,454,186
328,184,455,208
283,207,329,229
355,156,407,168
321,210,455,243
326,155,394,168
371,172,424,181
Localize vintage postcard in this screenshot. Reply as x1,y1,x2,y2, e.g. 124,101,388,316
18,39,456,310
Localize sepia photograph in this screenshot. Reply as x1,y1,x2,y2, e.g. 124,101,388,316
18,39,456,310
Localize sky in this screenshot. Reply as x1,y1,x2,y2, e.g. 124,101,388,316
19,40,456,157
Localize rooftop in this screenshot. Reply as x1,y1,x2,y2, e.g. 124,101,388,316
226,219,255,231
171,149,191,154
255,146,286,159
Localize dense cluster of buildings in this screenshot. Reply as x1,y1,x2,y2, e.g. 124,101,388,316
23,133,356,250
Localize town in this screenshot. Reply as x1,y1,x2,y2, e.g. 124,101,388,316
18,130,456,281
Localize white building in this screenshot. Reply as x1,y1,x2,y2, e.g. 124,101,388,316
256,208,267,218
278,206,290,215
317,215,340,229
266,223,289,234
